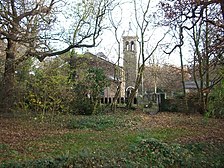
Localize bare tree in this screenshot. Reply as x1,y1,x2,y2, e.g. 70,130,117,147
159,0,223,63
159,0,224,113
0,0,114,113
144,64,188,96
126,0,167,108
108,4,124,112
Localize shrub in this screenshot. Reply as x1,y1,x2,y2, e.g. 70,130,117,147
70,67,109,115
207,80,224,118
129,138,192,167
14,57,74,115
185,143,224,168
0,156,70,168
1,139,224,168
160,99,178,112
70,95,94,115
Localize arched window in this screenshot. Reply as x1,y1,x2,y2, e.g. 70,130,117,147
131,41,135,51
126,41,129,51
126,86,134,98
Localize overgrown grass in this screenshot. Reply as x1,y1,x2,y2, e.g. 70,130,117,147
67,115,123,131
1,138,224,168
1,112,224,167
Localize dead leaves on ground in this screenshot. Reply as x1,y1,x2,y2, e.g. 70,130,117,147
0,112,224,162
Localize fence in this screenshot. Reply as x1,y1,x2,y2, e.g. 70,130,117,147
100,97,138,104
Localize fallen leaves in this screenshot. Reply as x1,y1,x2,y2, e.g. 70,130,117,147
0,112,224,163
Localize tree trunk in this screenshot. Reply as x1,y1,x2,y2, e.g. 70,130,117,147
1,40,16,113
221,0,224,21
126,64,144,109
204,6,210,113
179,27,186,96
179,38,188,112
111,81,121,112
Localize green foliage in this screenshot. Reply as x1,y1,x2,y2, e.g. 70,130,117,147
160,99,178,112
208,79,224,118
12,53,108,116
0,151,126,168
71,67,108,115
185,143,224,168
66,115,125,131
127,139,224,168
2,138,224,168
87,68,108,100
1,112,224,168
70,95,94,115
129,138,192,167
70,82,94,115
66,114,143,131
0,156,70,168
15,57,74,115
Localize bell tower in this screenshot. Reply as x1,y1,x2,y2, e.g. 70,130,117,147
123,36,138,97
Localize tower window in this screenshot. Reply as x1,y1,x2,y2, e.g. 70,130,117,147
131,41,135,51
126,41,129,51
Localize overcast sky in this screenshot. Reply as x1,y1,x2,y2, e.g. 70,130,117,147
89,0,190,67
56,0,189,67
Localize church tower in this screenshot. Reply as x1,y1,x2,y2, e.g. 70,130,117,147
123,36,138,97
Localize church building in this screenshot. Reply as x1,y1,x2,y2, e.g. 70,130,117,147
72,34,139,102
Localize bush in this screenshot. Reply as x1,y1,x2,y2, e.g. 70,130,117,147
70,67,108,115
185,143,224,168
208,80,224,118
129,138,192,167
0,156,70,168
70,96,94,115
160,99,178,112
14,57,74,115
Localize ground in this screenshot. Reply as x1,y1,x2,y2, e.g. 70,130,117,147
0,111,224,166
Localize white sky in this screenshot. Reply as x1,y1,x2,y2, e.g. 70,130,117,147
88,0,190,67
55,0,190,67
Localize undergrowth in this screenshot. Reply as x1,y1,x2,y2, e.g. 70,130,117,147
1,138,224,168
1,112,224,167
66,114,141,131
